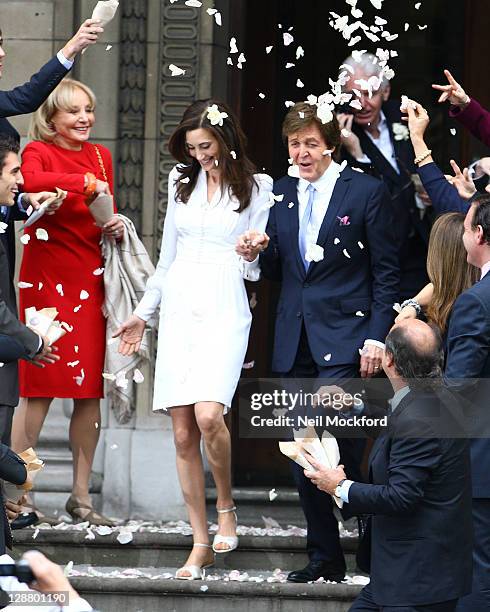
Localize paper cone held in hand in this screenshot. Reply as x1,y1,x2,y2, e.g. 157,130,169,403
25,306,69,345
22,187,67,229
279,425,343,508
82,1,120,54
3,448,44,504
88,193,115,227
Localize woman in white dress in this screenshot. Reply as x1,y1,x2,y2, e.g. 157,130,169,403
115,100,272,579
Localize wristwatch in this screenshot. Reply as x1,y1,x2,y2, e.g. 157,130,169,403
334,478,346,498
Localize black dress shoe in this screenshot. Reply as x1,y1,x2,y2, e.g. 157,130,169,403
287,560,346,583
11,512,39,530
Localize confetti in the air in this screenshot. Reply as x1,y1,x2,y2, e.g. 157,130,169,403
36,228,49,241
18,282,33,289
56,284,64,296
169,64,186,77
80,290,89,300
283,33,294,46
93,268,104,276
324,353,332,362
133,369,144,384
269,488,278,501
20,234,30,245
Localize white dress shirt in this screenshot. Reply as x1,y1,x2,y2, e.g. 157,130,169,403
481,261,490,279
297,160,341,248
356,111,400,173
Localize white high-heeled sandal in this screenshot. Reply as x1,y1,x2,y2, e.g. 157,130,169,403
212,506,239,554
175,543,215,580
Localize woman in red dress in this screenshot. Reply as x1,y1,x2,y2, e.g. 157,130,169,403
12,79,124,525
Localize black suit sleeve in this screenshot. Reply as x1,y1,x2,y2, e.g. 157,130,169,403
348,426,443,516
0,445,27,485
259,201,282,281
0,297,40,359
365,182,400,341
0,56,69,118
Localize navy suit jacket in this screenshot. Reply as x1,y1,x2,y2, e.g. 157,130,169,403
445,272,490,498
348,389,472,607
417,161,469,214
0,56,68,118
260,166,399,373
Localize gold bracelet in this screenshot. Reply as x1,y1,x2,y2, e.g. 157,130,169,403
414,149,432,165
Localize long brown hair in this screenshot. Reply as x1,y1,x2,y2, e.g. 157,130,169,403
426,213,479,333
168,99,257,212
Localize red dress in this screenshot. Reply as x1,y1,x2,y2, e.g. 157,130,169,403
18,141,115,399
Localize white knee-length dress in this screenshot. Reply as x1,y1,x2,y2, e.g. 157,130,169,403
134,166,272,413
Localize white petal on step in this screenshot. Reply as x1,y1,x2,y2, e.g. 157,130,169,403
117,531,133,544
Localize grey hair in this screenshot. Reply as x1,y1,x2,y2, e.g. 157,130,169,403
340,52,389,91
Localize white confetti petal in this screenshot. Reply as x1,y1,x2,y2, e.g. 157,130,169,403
0,222,7,234
38,282,43,290
258,93,266,99
265,45,273,54
285,100,295,108
95,526,112,536
229,37,239,54
324,353,332,362
18,281,33,289
288,202,295,208
61,322,73,332
133,368,144,384
283,33,294,46
296,79,304,88
343,249,351,259
110,443,119,450
358,241,364,249
450,128,457,136
350,99,363,110
117,531,133,544
74,368,85,386
415,2,422,8
20,234,30,245
369,0,383,9
169,63,186,77
305,244,324,263
73,305,82,313
63,561,73,577
296,46,304,59
80,290,89,300
418,24,428,30
105,45,112,51
405,23,410,31
32,528,40,540
115,371,128,389
269,488,278,501
93,268,104,276
67,360,80,368
214,12,222,26
242,360,255,370
285,62,295,69
200,585,209,592
238,52,246,64
35,228,49,241
180,177,190,184
185,0,202,6
227,57,233,66
56,283,64,296
355,311,365,317
334,237,340,245
74,345,79,353
102,372,116,381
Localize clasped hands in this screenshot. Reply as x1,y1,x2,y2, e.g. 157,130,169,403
236,230,270,262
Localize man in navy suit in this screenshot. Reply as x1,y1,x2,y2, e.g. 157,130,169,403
305,319,472,611
338,53,432,300
238,102,399,582
445,194,490,612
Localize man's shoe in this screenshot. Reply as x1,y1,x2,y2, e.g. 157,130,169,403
287,560,346,583
11,512,39,530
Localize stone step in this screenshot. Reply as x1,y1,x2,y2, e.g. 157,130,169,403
12,528,360,573
206,487,305,527
69,566,364,612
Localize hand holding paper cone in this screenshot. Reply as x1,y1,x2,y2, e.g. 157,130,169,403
3,448,45,504
82,1,119,54
25,307,69,346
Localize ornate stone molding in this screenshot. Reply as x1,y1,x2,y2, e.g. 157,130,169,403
117,0,148,232
156,1,202,245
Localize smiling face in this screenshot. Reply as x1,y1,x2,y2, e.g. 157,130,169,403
0,152,23,206
185,128,221,173
51,87,95,150
288,123,332,182
343,67,390,129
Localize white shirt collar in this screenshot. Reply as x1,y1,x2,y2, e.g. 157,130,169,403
481,261,490,279
296,160,342,194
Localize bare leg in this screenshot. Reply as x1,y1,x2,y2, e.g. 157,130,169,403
11,397,52,452
172,405,214,573
11,397,52,511
69,398,101,506
195,402,236,550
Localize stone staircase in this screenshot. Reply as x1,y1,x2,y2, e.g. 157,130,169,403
11,485,365,612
